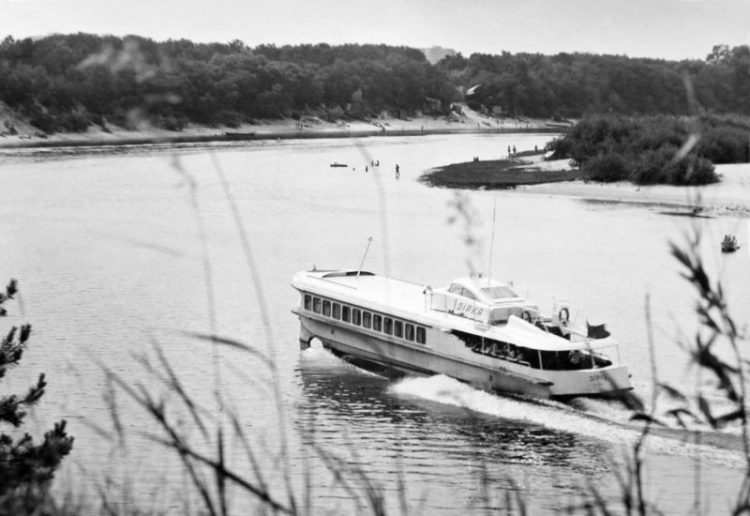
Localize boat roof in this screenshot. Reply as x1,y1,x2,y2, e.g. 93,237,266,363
448,275,525,304
292,269,606,352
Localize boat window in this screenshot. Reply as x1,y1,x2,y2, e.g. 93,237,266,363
373,314,382,331
416,327,426,344
304,294,311,310
323,300,331,316
405,324,415,341
448,283,463,294
384,317,393,335
480,285,519,300
332,303,341,319
394,320,403,338
362,312,371,329
313,297,321,313
352,308,361,326
342,305,350,322
540,350,608,370
460,288,477,300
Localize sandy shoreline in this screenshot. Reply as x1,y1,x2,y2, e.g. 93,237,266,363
521,162,750,217
0,108,564,149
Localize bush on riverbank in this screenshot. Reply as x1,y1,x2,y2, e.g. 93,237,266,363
546,114,750,185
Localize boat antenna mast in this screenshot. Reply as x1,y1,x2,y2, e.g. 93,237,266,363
357,236,373,277
487,198,497,286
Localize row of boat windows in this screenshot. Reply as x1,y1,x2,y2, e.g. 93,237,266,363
453,330,611,370
304,294,427,344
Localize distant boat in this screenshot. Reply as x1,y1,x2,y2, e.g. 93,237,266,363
659,206,713,219
223,131,256,141
292,269,632,398
721,234,740,253
329,162,348,168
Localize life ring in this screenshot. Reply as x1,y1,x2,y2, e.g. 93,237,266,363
521,310,533,323
558,307,570,326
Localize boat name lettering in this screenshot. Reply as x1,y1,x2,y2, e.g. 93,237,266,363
588,373,605,382
454,301,485,318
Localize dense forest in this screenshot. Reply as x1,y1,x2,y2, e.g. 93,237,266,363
0,33,749,134
0,34,457,132
438,45,750,118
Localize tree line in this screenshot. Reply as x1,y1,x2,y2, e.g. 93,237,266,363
0,34,457,133
437,45,750,118
0,33,749,134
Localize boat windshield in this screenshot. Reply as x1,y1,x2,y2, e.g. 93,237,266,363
481,285,519,300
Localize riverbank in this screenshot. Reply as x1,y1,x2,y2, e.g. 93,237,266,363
0,107,566,149
422,152,750,216
522,162,750,217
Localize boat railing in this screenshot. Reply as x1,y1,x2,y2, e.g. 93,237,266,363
583,340,623,366
318,277,359,290
519,286,591,328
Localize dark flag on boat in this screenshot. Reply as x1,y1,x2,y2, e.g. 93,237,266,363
587,322,610,339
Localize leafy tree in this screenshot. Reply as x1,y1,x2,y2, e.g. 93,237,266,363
0,280,74,513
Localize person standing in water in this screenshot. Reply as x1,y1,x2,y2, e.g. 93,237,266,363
395,164,400,179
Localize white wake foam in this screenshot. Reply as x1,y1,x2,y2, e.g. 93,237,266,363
300,344,385,377
388,375,743,468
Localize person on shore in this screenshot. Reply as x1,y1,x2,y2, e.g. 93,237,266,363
365,166,368,172
395,164,400,179
507,145,511,156
512,145,516,154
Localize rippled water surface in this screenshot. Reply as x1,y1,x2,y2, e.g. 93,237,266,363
1,134,748,514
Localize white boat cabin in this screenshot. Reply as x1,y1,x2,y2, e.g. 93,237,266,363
429,274,569,328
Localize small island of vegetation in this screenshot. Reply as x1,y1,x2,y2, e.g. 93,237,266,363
424,114,750,188
420,152,584,189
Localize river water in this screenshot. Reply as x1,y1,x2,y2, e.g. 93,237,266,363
1,133,748,514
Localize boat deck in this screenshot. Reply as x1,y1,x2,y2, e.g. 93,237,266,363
295,270,594,352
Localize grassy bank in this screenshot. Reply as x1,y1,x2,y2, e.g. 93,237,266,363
420,155,583,189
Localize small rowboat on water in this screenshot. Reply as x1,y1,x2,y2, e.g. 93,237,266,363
722,234,740,253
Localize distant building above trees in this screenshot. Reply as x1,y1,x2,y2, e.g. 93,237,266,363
420,46,457,64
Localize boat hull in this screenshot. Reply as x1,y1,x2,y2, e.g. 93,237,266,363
297,312,630,398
